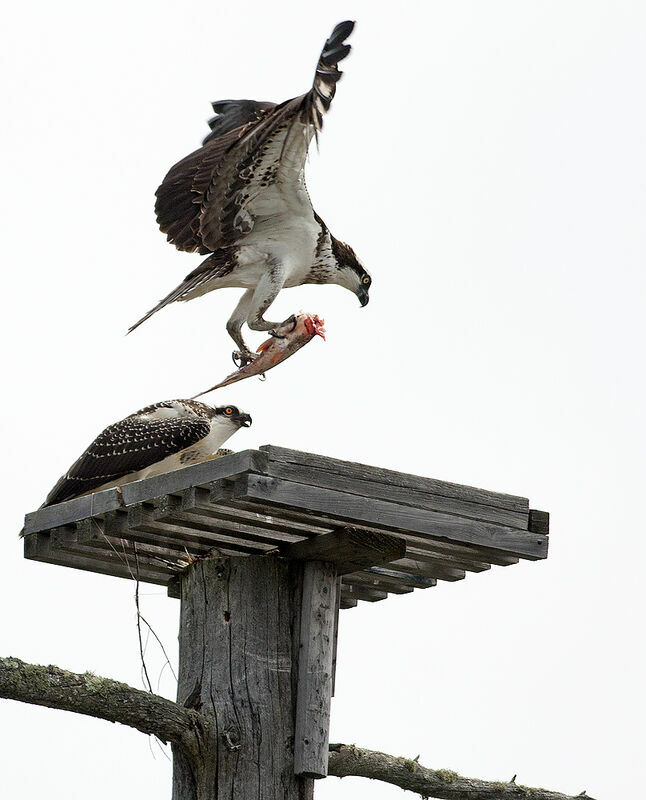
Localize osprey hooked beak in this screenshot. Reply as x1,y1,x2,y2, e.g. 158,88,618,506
232,412,252,428
357,286,370,307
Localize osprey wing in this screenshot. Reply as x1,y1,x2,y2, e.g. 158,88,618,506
198,20,355,252
155,21,354,256
44,413,211,506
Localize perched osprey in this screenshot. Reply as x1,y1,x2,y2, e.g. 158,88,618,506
129,20,371,362
43,400,251,506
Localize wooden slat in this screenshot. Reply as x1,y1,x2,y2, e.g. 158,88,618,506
23,445,549,606
260,446,529,513
229,474,548,560
53,521,186,577
377,556,464,582
529,509,550,534
23,450,261,535
155,494,303,548
363,567,436,590
339,582,389,602
260,458,528,529
71,518,191,570
23,530,171,586
294,562,337,778
118,449,263,505
280,528,406,575
206,491,520,567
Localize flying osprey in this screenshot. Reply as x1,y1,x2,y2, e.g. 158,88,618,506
129,20,371,362
43,400,251,506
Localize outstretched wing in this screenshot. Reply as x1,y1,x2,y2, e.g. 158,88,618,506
155,20,355,255
44,410,210,506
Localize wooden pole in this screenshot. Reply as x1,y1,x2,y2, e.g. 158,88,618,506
173,554,313,800
171,530,405,798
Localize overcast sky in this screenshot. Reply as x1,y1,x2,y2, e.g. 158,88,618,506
1,2,644,797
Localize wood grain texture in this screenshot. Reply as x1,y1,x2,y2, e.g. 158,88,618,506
174,554,310,799
260,458,529,528
23,530,170,586
23,444,549,607
206,493,523,567
294,561,337,778
280,527,405,574
23,450,261,535
260,445,529,512
529,509,550,534
231,474,548,559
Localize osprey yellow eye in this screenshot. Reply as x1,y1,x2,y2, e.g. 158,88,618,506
362,276,370,285
225,407,233,415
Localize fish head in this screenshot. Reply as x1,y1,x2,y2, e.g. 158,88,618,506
302,313,326,341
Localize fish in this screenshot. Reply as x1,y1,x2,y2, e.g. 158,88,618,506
191,313,325,398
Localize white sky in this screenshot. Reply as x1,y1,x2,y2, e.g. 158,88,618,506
1,1,644,797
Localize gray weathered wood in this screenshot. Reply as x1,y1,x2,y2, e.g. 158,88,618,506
340,583,389,602
24,444,549,608
280,527,406,574
209,489,524,566
260,457,529,528
23,450,261,535
294,561,337,778
259,445,529,512
529,509,550,534
174,554,312,800
230,474,548,559
23,530,170,586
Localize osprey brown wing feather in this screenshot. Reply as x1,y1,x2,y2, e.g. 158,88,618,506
155,21,354,256
44,414,211,506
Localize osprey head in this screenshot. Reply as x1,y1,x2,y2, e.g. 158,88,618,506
213,405,253,428
331,236,371,307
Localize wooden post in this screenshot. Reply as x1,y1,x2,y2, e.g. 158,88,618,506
171,529,406,799
173,554,313,800
294,561,337,777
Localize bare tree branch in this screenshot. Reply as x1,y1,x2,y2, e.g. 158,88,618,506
0,657,596,800
0,656,203,755
327,744,596,800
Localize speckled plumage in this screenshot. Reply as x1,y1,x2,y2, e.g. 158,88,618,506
129,21,371,356
43,400,251,506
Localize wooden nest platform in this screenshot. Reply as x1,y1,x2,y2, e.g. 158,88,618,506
23,445,549,608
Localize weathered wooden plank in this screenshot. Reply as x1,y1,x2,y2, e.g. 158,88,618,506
23,530,170,586
346,573,414,596
280,528,406,575
157,493,304,547
260,445,529,513
99,509,215,557
403,544,492,573
22,450,261,536
208,493,520,567
119,449,262,505
70,518,191,571
23,489,119,536
206,483,332,536
294,562,337,778
339,581,390,602
331,577,341,696
339,597,358,610
260,459,529,528
529,509,550,534
363,567,436,590
132,504,275,555
230,475,548,560
390,555,465,582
